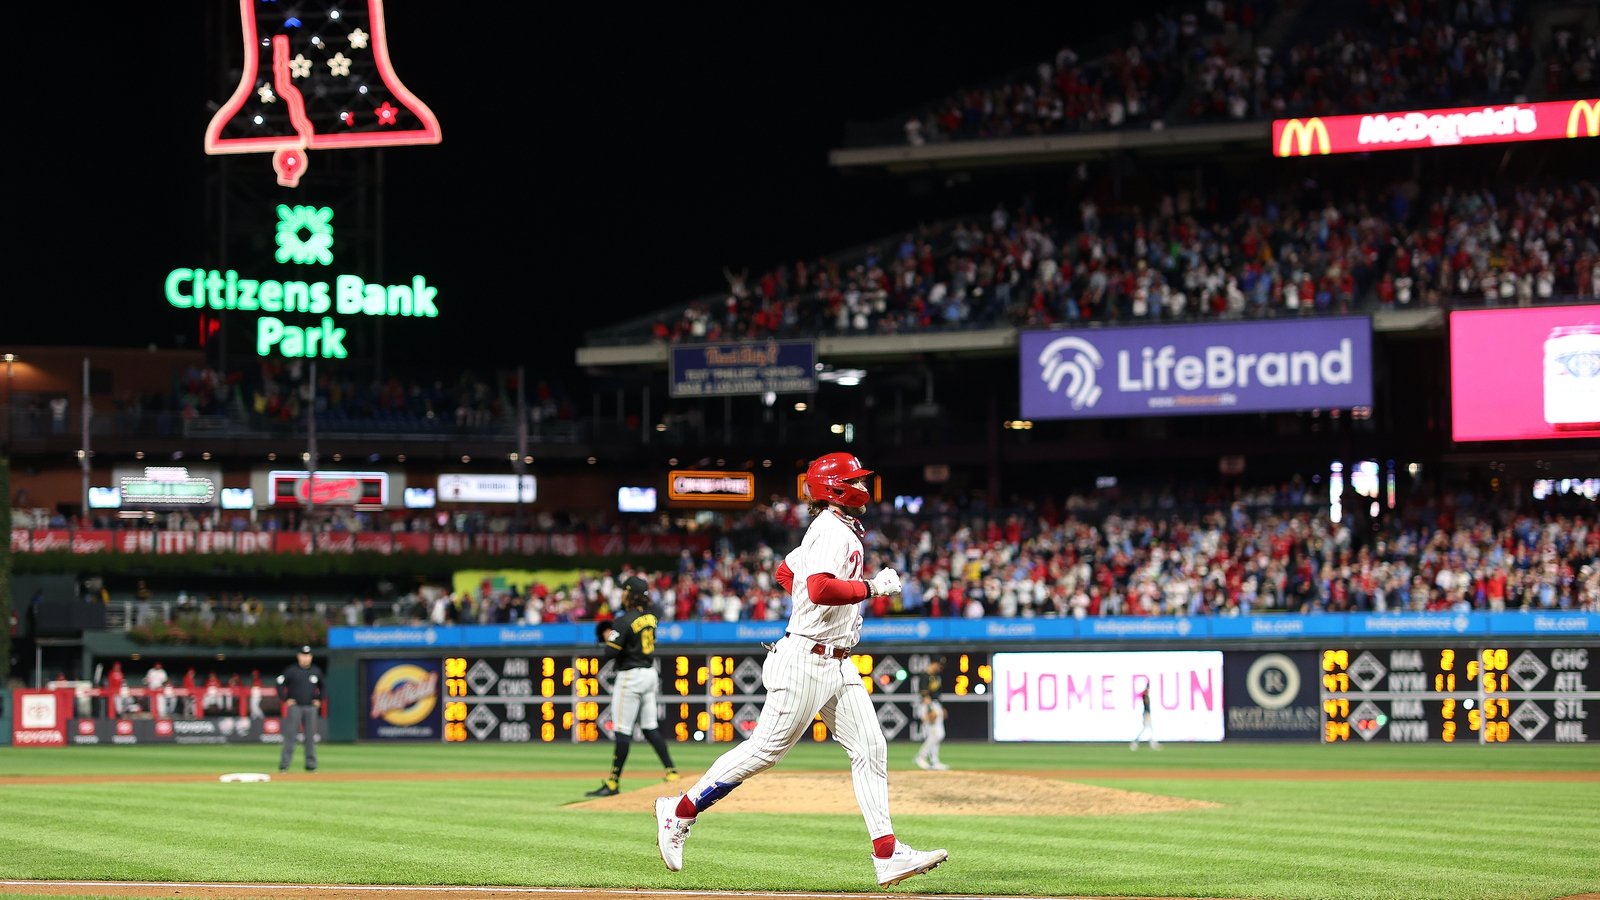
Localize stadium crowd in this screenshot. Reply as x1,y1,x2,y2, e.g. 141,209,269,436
897,0,1275,144
652,175,1599,344
1189,0,1537,123
887,0,1583,143
382,485,1597,625
95,358,577,436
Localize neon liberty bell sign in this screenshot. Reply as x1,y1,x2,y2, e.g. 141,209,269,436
204,0,441,187
168,0,442,358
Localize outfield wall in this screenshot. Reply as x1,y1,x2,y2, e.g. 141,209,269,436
11,613,1594,748
336,612,1599,748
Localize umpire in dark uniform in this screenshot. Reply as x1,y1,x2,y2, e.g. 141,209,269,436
584,575,679,796
277,645,324,772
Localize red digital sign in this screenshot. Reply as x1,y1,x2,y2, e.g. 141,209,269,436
1272,99,1598,157
267,470,389,508
1449,306,1600,442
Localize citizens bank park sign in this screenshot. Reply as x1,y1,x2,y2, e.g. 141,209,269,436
178,1,447,356
1272,98,1598,157
1019,318,1372,420
164,204,441,359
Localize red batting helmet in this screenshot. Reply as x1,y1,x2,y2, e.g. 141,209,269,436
804,452,873,507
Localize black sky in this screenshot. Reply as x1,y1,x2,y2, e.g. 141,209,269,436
14,4,1138,369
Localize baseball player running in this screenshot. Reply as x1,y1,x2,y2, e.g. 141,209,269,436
655,452,948,888
1131,683,1160,750
586,575,680,796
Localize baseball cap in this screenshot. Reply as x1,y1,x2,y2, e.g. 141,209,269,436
622,576,649,595
298,645,313,654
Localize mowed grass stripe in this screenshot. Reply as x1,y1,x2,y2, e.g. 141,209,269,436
4,742,1599,898
6,740,1600,777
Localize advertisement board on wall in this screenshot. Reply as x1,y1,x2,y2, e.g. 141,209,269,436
437,474,536,503
364,659,442,741
10,689,71,748
1271,99,1600,157
991,651,1225,742
1223,650,1321,741
114,465,222,507
1450,305,1600,441
266,470,392,509
669,341,817,398
1019,319,1372,420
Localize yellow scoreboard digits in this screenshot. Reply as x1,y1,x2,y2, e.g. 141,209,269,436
1320,646,1598,744
433,650,1005,745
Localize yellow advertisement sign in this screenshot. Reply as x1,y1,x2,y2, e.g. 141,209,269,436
451,569,584,598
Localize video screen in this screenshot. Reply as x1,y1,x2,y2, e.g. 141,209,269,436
618,486,658,513
1450,305,1600,441
991,651,1225,742
219,488,255,510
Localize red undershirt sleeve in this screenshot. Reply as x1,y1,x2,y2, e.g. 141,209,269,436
806,571,868,606
775,561,794,592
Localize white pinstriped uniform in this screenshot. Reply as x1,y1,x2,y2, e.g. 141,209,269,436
683,509,892,839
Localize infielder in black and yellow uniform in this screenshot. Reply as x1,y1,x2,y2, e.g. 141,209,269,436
913,658,948,770
585,575,679,796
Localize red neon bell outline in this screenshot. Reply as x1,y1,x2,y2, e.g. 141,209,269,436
204,0,443,187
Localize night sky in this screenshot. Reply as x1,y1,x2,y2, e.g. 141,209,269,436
13,3,1137,370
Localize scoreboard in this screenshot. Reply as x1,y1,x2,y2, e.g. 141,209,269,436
436,650,993,744
1320,646,1597,743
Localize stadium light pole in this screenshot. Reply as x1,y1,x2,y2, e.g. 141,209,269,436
2,352,16,457
79,357,91,524
306,360,318,551
514,364,528,532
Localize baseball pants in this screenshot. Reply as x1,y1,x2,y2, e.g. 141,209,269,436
611,665,661,736
917,703,945,762
280,703,319,770
686,634,891,838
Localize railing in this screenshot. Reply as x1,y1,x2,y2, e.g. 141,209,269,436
8,528,713,557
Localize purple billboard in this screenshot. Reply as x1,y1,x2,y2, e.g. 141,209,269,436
1020,318,1373,420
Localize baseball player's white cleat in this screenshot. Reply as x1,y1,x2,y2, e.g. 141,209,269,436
873,841,948,887
655,796,693,871
913,756,931,770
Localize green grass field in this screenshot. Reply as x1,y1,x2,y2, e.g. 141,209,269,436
1,741,1597,900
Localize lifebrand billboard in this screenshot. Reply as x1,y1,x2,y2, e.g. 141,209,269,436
1019,318,1373,420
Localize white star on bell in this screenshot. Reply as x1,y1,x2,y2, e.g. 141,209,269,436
327,52,352,77
257,84,276,103
289,54,312,79
347,27,369,50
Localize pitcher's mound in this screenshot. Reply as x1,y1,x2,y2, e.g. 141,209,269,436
572,770,1219,816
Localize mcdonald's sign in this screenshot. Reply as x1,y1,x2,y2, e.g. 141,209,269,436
1270,100,1598,157
1569,99,1600,139
1275,118,1331,157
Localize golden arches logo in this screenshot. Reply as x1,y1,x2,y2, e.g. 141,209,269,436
1277,118,1331,156
1568,100,1600,138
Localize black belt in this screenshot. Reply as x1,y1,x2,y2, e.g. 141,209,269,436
785,632,850,660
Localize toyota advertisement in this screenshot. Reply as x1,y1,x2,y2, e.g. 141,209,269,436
1020,318,1372,420
1450,305,1600,442
991,651,1225,742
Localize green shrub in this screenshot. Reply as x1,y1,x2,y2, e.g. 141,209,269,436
128,612,328,649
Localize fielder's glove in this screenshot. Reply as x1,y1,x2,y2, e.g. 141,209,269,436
594,619,615,642
868,568,903,597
